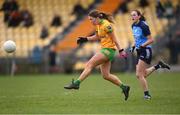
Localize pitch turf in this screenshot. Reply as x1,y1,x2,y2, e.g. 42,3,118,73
0,72,180,114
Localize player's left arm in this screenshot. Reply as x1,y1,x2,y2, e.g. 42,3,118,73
109,32,122,50
141,35,154,47
106,25,122,50
105,24,127,58
141,23,154,47
108,30,127,58
87,34,99,41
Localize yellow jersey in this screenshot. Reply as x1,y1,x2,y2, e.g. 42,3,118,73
96,19,116,49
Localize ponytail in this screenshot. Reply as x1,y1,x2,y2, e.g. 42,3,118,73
139,14,146,21
88,10,114,23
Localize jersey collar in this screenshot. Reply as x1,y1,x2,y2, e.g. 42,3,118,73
99,19,104,25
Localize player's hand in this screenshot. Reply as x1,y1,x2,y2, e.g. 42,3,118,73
136,46,145,54
129,46,136,53
119,49,128,59
140,45,146,49
77,37,88,44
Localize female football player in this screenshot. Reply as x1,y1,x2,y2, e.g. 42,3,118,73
130,10,170,99
64,10,130,101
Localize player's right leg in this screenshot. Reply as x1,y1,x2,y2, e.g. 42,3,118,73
63,79,80,89
64,52,108,90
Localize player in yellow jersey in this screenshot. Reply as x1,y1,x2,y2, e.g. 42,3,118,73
64,10,130,100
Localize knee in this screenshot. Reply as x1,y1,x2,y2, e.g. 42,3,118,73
136,72,140,79
136,71,145,79
102,73,110,80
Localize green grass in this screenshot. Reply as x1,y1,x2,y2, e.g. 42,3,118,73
0,72,180,114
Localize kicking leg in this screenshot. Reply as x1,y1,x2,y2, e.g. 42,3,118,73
64,52,108,89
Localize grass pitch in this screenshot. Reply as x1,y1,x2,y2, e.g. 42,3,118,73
0,72,180,114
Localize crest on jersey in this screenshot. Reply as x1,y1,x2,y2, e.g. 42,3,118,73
107,25,112,30
106,25,113,32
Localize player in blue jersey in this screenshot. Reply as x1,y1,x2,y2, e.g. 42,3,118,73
130,10,170,100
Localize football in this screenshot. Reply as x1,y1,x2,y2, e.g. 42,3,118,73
3,40,16,53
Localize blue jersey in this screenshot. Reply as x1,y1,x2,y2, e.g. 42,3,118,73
132,21,151,48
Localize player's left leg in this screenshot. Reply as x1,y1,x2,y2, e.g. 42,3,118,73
136,60,151,99
145,60,171,78
100,61,130,101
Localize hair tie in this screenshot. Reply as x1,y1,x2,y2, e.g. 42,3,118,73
99,13,104,18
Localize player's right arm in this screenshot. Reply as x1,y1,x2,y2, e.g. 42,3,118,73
87,34,99,41
77,34,99,44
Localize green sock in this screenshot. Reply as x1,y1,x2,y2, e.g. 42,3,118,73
74,80,81,85
120,84,125,90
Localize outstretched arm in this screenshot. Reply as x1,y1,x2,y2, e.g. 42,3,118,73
87,34,99,41
77,34,99,44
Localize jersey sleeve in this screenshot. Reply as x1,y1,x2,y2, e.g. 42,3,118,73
104,24,113,33
141,22,151,36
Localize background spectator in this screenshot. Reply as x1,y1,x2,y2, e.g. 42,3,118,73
8,10,21,27
167,26,180,64
117,0,129,14
30,45,42,64
49,45,59,73
156,0,165,18
175,1,180,19
71,1,87,20
51,14,62,27
40,25,49,39
139,0,149,8
20,9,34,27
0,0,19,23
164,0,174,19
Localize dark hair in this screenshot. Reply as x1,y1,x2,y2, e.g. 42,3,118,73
88,10,114,23
133,10,146,21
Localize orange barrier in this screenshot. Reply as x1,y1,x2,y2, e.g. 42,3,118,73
55,0,123,52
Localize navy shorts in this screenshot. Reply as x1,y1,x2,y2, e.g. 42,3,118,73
136,47,152,64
